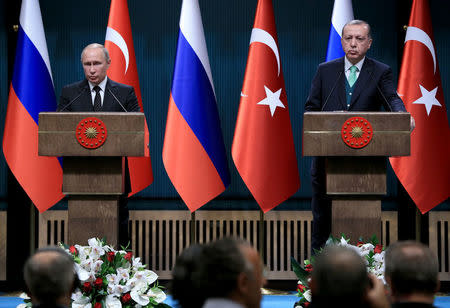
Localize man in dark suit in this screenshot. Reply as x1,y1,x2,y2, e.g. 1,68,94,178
58,43,140,112
305,20,413,252
58,43,140,246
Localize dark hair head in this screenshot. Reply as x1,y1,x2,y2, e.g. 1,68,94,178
385,241,438,295
342,20,372,38
198,238,253,298
171,244,206,308
23,247,76,304
312,245,369,307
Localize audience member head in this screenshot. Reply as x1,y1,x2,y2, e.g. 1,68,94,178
171,244,206,308
385,241,439,303
23,246,77,307
80,43,111,85
199,238,266,308
310,245,370,307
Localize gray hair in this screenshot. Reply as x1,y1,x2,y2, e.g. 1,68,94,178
342,20,372,38
81,43,110,62
23,247,76,304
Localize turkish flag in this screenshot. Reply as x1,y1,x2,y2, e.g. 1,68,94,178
105,0,153,196
390,0,450,213
232,0,300,213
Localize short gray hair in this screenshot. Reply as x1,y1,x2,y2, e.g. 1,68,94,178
81,43,110,62
342,20,372,38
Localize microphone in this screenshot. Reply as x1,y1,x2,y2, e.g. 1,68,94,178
108,88,128,112
368,72,393,112
58,87,87,111
321,69,344,111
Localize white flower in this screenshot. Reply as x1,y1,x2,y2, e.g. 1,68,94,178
106,273,119,285
134,269,158,285
18,293,30,300
75,263,90,282
91,260,104,273
105,295,122,308
87,238,106,259
116,267,130,282
16,304,28,308
338,237,350,246
303,290,312,302
358,243,375,257
147,288,166,303
130,280,150,306
71,292,92,308
132,257,143,270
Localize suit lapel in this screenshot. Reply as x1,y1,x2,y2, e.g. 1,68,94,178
80,80,94,111
349,58,373,108
337,58,347,110
103,79,116,111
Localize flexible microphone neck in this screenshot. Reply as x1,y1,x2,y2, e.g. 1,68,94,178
321,69,344,111
368,71,393,112
58,87,87,112
107,88,127,112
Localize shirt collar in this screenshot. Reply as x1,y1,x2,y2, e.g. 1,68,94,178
202,298,245,308
88,76,108,92
344,56,365,72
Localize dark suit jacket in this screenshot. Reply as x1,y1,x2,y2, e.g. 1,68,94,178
57,78,140,112
305,57,406,112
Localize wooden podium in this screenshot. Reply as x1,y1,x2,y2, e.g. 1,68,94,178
38,112,145,246
303,112,410,241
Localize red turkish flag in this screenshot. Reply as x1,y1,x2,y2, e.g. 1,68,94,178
232,0,300,213
105,0,153,196
390,0,450,213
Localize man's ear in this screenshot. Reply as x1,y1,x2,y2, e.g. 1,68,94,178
236,272,250,294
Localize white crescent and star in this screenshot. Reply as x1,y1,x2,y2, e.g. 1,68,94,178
105,27,129,74
241,28,285,117
398,26,442,117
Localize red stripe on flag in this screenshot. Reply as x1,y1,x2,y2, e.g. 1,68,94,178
163,95,225,212
3,85,64,212
105,0,153,196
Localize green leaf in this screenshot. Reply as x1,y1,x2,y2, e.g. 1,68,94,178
370,234,379,245
291,256,309,286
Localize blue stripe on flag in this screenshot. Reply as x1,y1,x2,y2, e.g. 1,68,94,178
326,24,345,62
171,31,230,187
12,26,57,125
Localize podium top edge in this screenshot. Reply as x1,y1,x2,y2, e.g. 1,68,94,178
303,111,410,115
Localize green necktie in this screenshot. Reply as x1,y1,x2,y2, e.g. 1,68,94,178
348,65,358,87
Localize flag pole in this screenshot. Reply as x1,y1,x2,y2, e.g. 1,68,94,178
259,210,264,259
415,208,421,242
29,201,36,254
190,211,196,244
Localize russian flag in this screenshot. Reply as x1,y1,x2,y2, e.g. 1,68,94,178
326,0,354,61
162,0,230,212
2,0,63,212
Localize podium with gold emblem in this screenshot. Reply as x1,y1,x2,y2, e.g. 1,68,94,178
303,112,411,241
38,112,145,246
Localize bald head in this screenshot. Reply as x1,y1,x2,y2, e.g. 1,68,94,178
24,247,76,305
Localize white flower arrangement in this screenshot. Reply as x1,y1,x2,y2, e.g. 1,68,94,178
65,238,169,308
